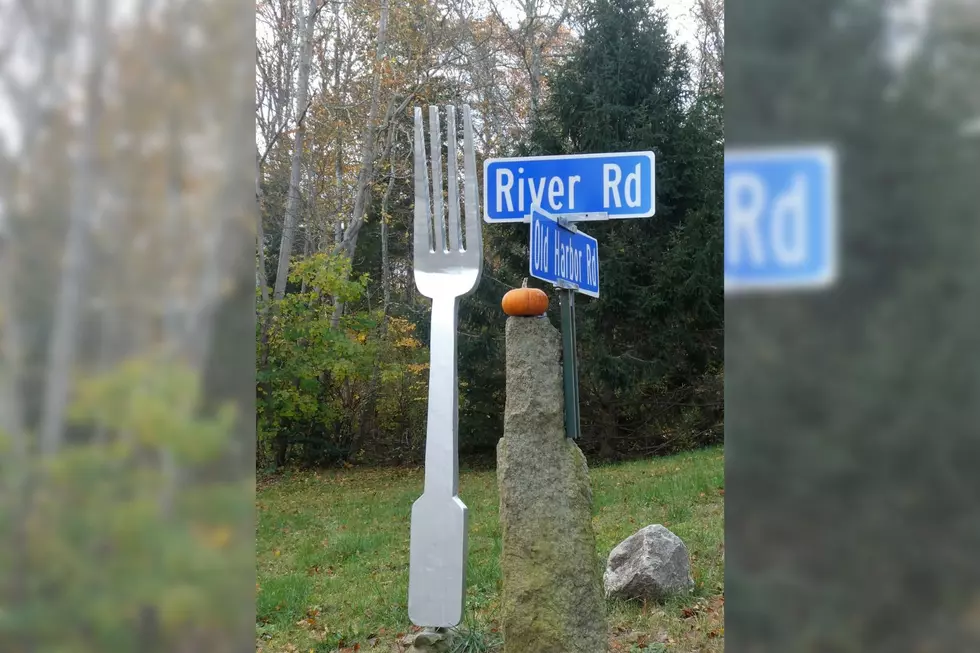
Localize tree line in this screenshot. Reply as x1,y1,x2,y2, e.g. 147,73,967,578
256,0,726,468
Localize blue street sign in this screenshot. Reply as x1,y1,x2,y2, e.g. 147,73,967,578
529,206,600,298
484,152,656,223
725,146,838,292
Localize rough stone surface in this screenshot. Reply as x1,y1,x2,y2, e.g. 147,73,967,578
404,628,452,652
497,316,607,653
603,524,695,601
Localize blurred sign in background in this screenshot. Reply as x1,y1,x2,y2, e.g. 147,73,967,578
726,0,980,650
724,146,837,293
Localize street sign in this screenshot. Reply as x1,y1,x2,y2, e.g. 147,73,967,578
529,206,599,298
484,151,656,223
725,146,838,292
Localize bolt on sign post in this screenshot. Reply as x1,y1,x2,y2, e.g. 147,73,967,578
484,151,656,439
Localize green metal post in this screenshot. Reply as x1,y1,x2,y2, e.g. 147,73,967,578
559,288,581,440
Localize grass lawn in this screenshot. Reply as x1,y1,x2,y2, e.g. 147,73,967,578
256,446,724,653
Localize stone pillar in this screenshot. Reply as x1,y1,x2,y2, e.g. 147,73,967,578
497,316,607,653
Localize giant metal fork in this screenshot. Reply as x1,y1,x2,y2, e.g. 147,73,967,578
408,104,483,628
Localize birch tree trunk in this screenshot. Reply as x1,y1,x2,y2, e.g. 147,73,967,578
332,0,345,252
272,0,317,301
39,0,109,457
331,0,390,327
256,147,270,306
380,124,397,315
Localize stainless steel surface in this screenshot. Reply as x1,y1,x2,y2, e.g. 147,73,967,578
408,104,483,629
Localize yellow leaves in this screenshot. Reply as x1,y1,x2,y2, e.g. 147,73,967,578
387,316,416,335
406,363,429,374
394,336,421,349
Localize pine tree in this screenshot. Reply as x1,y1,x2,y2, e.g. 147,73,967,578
523,0,724,457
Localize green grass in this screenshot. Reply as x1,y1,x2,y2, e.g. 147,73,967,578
256,446,724,653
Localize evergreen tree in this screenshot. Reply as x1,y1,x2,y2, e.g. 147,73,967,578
521,0,724,457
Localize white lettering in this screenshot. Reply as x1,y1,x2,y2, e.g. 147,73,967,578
771,175,808,265
496,169,514,213
543,230,549,271
548,177,564,210
625,163,642,208
532,221,540,271
529,177,546,209
532,220,550,272
517,167,525,210
727,173,766,266
494,169,595,215
603,164,622,208
586,245,598,287
553,234,561,277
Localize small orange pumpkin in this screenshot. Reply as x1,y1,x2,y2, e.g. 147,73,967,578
502,278,549,317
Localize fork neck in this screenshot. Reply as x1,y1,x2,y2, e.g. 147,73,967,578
422,295,461,498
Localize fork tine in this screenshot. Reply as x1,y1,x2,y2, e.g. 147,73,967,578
428,106,446,253
445,106,462,252
413,107,432,255
462,105,482,257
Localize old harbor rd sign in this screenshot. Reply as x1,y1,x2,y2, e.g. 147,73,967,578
529,206,600,298
483,151,656,223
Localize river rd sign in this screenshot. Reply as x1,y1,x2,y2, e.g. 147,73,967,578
725,146,838,292
484,151,656,223
529,207,600,298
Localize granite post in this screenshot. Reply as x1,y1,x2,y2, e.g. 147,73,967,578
497,316,607,653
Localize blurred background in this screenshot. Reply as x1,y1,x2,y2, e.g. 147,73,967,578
0,1,255,652
725,0,980,650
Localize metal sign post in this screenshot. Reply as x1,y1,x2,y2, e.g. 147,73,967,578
558,287,581,440
529,207,596,440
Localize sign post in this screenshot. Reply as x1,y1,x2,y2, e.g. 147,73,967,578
559,288,580,440
528,205,600,439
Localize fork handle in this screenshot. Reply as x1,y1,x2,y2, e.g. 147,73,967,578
422,295,461,498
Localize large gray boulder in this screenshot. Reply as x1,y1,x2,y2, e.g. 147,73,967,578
497,316,607,653
604,524,695,601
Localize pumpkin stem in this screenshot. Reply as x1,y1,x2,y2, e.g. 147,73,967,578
521,278,528,288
